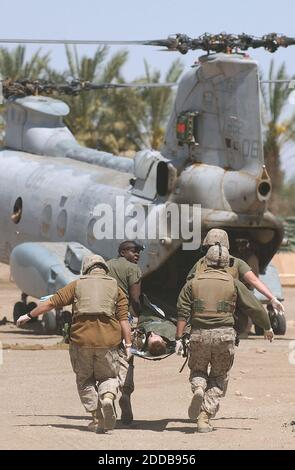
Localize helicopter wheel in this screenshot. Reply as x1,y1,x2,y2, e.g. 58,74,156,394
42,310,57,334
254,305,287,336
26,301,38,322
270,312,286,335
13,302,27,324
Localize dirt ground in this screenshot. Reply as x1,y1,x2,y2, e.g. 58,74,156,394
0,263,295,450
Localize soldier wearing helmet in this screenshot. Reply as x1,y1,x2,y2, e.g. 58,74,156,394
17,253,131,434
186,229,284,333
176,245,274,433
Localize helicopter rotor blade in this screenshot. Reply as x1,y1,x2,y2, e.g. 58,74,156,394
0,38,151,46
1,33,295,53
1,79,177,99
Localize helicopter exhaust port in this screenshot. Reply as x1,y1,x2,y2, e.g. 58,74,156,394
257,180,272,200
256,165,272,201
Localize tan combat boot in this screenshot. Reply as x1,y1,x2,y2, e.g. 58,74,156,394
119,393,133,424
88,410,99,432
96,404,104,432
101,392,116,431
197,410,213,433
188,387,204,420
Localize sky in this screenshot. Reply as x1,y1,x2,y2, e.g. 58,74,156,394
1,0,295,176
1,0,295,77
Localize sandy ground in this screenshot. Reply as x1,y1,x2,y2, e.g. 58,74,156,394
0,263,295,450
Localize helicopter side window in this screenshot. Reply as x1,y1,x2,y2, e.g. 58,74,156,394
11,197,23,224
156,161,169,196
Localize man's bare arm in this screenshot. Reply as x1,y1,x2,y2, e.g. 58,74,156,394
129,281,142,316
243,271,284,313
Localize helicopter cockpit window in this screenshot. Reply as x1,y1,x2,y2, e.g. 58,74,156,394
11,197,23,224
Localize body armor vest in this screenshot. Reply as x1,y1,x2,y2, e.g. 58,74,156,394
196,257,239,279
191,269,237,320
73,272,118,318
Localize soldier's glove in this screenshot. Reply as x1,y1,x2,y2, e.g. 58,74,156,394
175,339,184,356
264,328,274,343
270,297,284,315
125,344,132,360
16,314,31,327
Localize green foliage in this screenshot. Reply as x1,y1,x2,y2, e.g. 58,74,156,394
0,45,183,153
45,46,184,153
277,183,295,216
0,46,51,144
261,60,295,213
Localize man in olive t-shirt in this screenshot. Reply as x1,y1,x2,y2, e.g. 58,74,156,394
107,240,143,316
107,240,143,425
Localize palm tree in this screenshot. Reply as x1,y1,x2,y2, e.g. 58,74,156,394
261,60,295,212
0,45,50,80
0,46,50,144
60,45,129,151
61,48,183,154
98,58,183,153
138,59,183,149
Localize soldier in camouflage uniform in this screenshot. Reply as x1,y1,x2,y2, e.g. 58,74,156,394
17,254,131,434
186,229,284,333
176,245,274,433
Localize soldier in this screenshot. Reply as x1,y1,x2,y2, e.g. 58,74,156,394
17,254,131,434
107,240,143,424
176,245,273,433
107,240,143,317
186,228,284,333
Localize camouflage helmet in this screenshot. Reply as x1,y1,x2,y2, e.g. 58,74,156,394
81,254,109,275
202,229,229,249
206,245,229,268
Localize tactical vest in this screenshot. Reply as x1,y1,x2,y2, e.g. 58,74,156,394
73,272,118,318
191,269,237,321
196,257,239,279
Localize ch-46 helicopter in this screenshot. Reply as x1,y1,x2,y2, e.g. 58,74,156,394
0,32,292,334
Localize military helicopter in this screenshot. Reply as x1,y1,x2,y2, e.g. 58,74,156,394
0,32,291,335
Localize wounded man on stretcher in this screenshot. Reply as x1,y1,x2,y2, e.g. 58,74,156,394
130,295,177,360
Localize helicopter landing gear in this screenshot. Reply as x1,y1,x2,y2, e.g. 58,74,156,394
13,293,38,324
254,304,286,336
42,310,57,333
42,309,71,336
13,301,27,323
269,308,286,335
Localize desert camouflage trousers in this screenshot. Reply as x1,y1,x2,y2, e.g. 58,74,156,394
188,327,236,417
69,344,120,412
